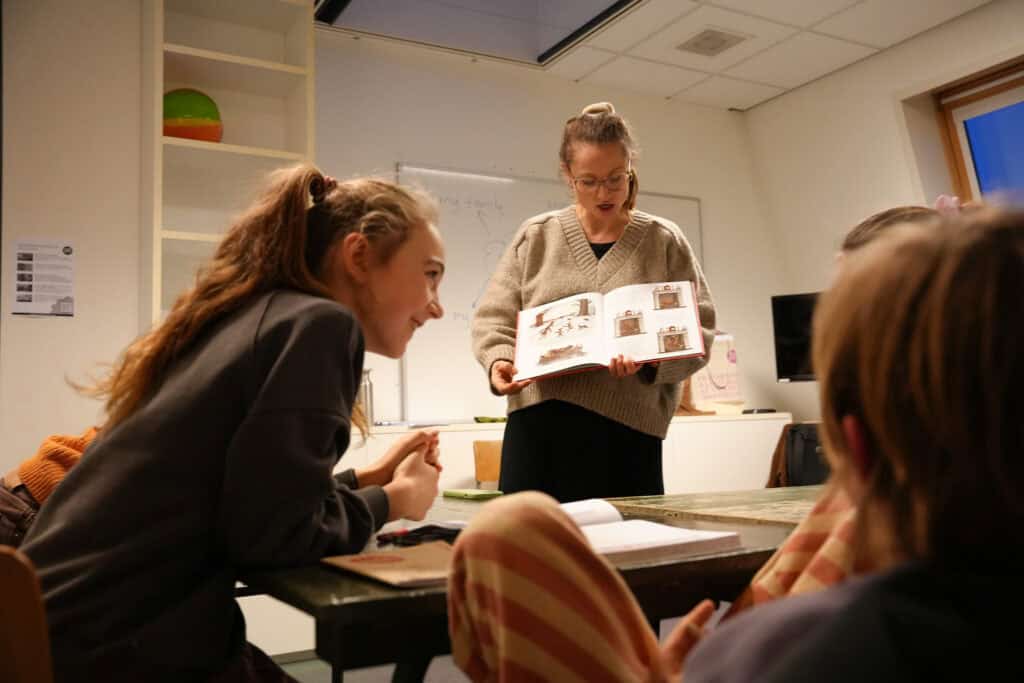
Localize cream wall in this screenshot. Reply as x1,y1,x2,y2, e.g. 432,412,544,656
315,29,789,421
1,5,788,472
1,0,140,470
4,1,1022,466
744,0,1024,420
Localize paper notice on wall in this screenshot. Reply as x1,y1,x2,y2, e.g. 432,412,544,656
691,334,744,413
12,240,75,316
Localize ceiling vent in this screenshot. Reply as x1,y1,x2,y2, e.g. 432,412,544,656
676,28,748,57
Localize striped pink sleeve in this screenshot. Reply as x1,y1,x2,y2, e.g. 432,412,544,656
447,491,668,682
724,483,862,619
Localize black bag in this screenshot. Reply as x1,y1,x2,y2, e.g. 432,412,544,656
784,423,830,486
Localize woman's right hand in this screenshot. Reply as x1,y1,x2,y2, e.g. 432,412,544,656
490,360,533,395
383,451,440,521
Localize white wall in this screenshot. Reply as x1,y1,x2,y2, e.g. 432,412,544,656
1,0,141,469
744,0,1024,420
7,1,1018,465
315,29,789,421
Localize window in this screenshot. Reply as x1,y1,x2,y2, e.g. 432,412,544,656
961,94,1024,196
937,59,1024,202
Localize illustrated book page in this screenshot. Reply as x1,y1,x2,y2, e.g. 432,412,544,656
513,281,704,381
602,281,705,364
513,291,607,380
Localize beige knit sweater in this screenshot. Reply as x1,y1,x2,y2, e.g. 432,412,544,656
472,206,716,438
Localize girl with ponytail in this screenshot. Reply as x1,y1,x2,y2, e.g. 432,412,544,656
23,165,447,682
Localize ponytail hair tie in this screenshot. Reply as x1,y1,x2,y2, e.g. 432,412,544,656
310,177,326,204
310,175,338,204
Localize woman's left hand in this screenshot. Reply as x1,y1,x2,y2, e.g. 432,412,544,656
359,429,440,487
608,354,641,378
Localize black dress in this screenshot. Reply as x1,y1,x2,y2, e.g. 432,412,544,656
499,241,664,503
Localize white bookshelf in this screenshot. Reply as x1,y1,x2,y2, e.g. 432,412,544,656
140,0,315,327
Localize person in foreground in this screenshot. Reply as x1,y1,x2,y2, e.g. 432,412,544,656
729,204,940,612
472,102,715,502
21,165,446,682
448,207,1024,682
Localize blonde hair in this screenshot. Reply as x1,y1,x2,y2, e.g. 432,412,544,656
87,165,437,434
814,208,1024,567
560,102,640,211
840,206,938,252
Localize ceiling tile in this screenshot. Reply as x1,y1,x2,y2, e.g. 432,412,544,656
814,0,992,48
547,46,616,80
674,75,784,110
628,6,797,72
583,56,708,98
725,32,876,88
707,0,861,28
587,0,698,52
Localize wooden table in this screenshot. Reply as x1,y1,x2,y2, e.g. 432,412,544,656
240,487,821,682
611,485,823,526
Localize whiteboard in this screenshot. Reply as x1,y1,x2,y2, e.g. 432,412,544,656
398,163,702,423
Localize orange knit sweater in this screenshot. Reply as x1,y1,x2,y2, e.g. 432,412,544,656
17,426,99,504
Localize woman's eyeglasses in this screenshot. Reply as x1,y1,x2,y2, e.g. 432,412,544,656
572,171,630,194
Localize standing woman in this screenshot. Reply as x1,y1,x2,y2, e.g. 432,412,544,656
22,165,445,682
472,102,715,502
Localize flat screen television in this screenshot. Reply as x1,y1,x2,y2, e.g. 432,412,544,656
771,292,820,382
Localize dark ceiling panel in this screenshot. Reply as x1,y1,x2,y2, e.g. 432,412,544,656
538,0,634,63
315,0,352,25
327,0,631,64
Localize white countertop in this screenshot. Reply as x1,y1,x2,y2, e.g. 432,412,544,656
368,411,792,435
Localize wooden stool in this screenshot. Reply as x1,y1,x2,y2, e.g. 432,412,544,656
472,440,502,490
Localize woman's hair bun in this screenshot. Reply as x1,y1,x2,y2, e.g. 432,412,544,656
581,102,615,116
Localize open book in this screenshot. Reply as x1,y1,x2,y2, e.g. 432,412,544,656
321,498,739,588
561,498,740,563
514,280,706,381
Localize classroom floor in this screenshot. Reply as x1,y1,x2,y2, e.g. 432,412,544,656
280,655,468,682
278,614,712,682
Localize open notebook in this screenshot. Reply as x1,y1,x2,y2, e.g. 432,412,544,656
322,498,740,587
562,498,740,563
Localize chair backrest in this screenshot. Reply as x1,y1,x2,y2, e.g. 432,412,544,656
472,440,502,490
0,545,53,683
766,422,829,487
784,423,829,486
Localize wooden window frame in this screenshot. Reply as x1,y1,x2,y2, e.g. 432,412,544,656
935,56,1024,202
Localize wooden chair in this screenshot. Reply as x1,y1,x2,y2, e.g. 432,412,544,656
0,545,53,683
472,440,502,490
